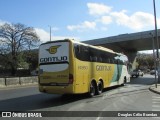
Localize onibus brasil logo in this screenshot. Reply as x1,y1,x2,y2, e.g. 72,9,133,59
46,45,61,54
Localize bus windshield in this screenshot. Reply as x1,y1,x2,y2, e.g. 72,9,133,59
39,42,69,72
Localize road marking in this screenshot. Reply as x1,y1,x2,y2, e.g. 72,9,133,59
96,112,103,120
152,116,160,120
152,105,160,108
152,96,160,98
153,101,160,103
96,117,101,120
152,109,160,111
152,95,160,111
150,82,160,114
152,99,160,101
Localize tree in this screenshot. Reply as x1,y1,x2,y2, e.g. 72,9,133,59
0,23,40,75
137,53,154,69
24,49,39,71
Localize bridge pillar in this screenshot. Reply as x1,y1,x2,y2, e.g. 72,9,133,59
125,51,138,71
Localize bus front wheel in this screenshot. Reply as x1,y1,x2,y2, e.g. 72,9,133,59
97,81,103,95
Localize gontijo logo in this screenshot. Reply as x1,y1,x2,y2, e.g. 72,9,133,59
46,45,61,54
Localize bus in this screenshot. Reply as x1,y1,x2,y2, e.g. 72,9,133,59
38,39,130,97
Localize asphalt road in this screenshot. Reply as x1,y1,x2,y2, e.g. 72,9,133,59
0,74,160,120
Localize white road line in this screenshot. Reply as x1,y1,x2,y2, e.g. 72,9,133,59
152,117,160,120
152,109,160,111
152,96,160,98
152,99,160,101
152,105,160,108
153,101,160,104
152,95,160,111
96,117,101,120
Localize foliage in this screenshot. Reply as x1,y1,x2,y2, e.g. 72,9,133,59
0,23,40,75
136,53,154,69
23,49,39,71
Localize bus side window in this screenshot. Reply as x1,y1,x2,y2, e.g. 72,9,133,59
107,59,110,63
77,45,80,53
115,59,118,64
90,56,93,61
99,57,102,62
93,56,97,62
110,59,113,64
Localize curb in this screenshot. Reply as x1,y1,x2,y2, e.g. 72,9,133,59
149,85,160,95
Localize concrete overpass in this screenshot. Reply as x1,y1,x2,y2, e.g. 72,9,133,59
84,29,160,70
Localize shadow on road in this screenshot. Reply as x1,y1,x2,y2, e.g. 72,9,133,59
0,86,129,111
0,92,90,111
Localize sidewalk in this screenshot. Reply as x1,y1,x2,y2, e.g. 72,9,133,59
149,84,160,95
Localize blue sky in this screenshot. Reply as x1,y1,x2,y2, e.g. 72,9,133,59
0,0,160,43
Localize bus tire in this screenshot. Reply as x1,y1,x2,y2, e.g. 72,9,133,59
88,81,96,97
96,81,103,95
121,77,126,86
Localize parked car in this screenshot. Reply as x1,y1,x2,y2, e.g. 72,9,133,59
130,69,144,78
150,70,158,75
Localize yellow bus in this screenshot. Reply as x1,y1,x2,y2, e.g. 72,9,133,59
38,39,130,97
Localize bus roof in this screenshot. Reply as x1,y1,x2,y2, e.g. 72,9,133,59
40,39,124,56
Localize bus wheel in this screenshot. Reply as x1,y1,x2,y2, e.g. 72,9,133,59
121,77,126,86
88,81,96,97
97,81,103,95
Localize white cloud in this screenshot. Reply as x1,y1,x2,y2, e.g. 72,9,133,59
99,16,112,25
35,28,50,42
87,3,112,16
0,20,77,42
110,10,160,30
35,28,77,42
67,21,96,32
0,19,9,26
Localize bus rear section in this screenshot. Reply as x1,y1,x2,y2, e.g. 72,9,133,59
38,40,74,94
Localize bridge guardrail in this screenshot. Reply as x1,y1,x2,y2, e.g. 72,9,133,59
0,76,38,87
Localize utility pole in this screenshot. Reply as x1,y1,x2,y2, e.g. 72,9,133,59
153,0,159,84
49,26,52,41
150,32,157,88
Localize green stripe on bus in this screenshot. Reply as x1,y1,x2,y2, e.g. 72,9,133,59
111,65,123,82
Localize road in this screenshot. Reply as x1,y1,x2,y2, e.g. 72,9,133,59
0,74,160,120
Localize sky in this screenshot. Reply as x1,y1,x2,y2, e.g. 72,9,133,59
0,0,160,47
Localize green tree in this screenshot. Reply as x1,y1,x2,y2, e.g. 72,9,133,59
0,23,40,75
24,49,38,71
137,53,154,69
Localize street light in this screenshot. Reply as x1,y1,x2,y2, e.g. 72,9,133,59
153,0,159,84
150,32,158,88
48,25,52,41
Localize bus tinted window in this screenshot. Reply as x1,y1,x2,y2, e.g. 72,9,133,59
74,44,128,65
